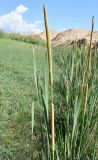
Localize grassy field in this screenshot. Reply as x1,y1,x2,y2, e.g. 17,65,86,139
0,39,98,160
0,39,47,159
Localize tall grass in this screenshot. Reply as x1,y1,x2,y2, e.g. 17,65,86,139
32,6,98,160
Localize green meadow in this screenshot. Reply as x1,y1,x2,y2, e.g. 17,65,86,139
0,38,98,159
0,39,45,159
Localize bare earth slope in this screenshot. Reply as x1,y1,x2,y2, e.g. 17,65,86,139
52,28,91,46
39,29,59,40
38,28,98,47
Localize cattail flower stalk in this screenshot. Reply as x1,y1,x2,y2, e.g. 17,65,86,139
44,4,55,159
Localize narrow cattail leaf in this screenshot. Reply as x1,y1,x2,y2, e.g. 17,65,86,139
31,102,34,136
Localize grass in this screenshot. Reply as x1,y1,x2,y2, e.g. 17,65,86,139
0,34,98,160
0,39,46,159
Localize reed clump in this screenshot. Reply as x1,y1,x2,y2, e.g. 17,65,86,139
32,6,98,160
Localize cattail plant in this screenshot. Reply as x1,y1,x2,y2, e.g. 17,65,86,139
31,102,34,136
84,84,88,115
51,103,55,159
86,16,94,80
43,4,55,160
87,16,94,70
32,8,97,159
82,16,94,90
43,4,53,86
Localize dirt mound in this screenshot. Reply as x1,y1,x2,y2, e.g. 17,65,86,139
37,28,98,48
52,28,91,46
39,29,59,40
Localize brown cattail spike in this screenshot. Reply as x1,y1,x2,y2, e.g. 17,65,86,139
87,16,94,70
43,4,53,86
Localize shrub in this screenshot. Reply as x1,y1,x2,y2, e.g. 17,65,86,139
9,33,46,46
0,30,5,38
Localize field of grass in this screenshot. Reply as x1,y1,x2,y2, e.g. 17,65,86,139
0,39,47,159
0,38,98,160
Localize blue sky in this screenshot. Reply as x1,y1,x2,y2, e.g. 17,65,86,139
0,0,98,33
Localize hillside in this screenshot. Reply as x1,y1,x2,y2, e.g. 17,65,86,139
39,29,59,40
38,28,98,47
52,28,90,45
52,28,98,46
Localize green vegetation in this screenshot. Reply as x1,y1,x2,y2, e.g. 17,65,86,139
0,30,5,38
32,8,98,160
33,44,98,159
0,39,46,159
0,35,98,159
10,33,46,46
0,29,46,46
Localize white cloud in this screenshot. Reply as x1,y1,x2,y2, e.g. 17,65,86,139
0,4,42,33
16,5,28,14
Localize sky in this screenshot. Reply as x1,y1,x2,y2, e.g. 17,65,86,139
0,0,98,33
